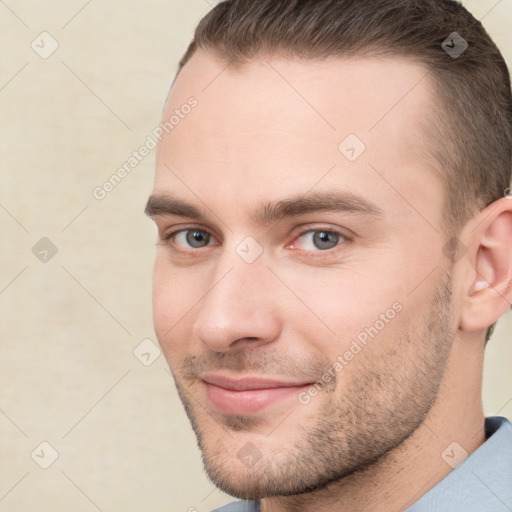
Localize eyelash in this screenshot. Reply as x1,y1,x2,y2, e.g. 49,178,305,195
289,228,350,253
160,225,351,255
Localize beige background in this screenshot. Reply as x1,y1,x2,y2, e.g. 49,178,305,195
0,1,510,511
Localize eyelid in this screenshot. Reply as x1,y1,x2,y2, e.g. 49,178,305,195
159,226,221,254
295,225,352,239
291,224,353,242
285,225,355,261
160,224,218,241
159,223,353,255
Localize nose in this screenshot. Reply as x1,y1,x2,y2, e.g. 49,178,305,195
192,258,282,352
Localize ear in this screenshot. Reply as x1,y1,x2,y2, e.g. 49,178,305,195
459,197,512,334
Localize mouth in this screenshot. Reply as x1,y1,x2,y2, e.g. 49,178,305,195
200,373,313,415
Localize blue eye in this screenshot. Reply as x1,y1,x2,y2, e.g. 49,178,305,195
294,230,345,251
164,227,346,253
173,229,214,248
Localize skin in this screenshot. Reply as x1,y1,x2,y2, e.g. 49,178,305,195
147,50,512,512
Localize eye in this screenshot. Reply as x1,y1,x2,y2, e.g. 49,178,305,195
290,229,346,251
169,229,217,249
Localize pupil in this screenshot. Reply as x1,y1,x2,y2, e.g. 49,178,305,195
187,230,209,247
314,231,338,250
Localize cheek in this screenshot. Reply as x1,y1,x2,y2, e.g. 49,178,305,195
152,255,197,360
277,266,404,356
152,256,172,332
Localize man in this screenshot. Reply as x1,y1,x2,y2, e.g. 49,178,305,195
145,0,512,510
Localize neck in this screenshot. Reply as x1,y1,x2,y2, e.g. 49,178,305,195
260,333,486,512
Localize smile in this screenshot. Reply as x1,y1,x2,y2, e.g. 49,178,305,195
200,374,313,415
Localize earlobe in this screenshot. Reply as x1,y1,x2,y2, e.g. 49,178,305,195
459,199,512,334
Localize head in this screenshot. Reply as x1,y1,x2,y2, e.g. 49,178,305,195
146,0,512,500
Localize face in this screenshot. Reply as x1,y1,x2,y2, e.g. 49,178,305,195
147,51,458,499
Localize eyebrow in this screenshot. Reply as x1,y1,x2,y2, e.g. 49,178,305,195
144,190,383,225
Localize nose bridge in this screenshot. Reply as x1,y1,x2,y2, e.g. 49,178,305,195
192,249,281,351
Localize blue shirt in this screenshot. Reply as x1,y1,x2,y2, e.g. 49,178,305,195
211,416,512,512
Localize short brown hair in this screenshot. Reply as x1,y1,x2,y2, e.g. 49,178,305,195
174,0,512,339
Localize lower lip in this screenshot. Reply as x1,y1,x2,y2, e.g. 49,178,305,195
203,382,309,415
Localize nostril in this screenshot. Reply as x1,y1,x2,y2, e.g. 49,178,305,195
230,337,261,347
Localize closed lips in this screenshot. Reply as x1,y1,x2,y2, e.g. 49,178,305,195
200,373,314,415
200,374,313,390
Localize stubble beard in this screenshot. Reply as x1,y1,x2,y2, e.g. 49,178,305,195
172,271,456,500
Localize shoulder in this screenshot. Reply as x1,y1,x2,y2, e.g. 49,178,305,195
407,416,512,511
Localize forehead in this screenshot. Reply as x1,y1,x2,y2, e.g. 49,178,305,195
154,50,443,231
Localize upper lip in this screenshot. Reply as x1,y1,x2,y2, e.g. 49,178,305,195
200,373,312,391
